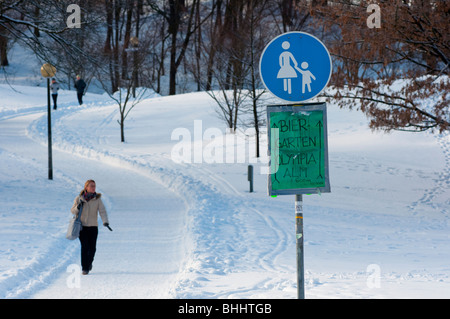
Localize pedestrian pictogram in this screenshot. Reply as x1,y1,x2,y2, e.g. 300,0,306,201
260,32,332,103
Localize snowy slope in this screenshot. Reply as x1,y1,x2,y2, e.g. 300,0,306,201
0,82,449,299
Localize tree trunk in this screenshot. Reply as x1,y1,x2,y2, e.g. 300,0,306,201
122,0,133,80
169,29,178,95
120,121,125,142
206,0,223,90
104,0,113,54
120,111,125,142
0,32,9,67
112,0,121,93
167,0,197,95
168,0,181,95
34,6,40,37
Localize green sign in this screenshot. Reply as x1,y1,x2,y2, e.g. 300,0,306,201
267,103,331,196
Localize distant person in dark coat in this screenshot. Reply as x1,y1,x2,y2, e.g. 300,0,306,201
74,75,86,105
50,78,59,110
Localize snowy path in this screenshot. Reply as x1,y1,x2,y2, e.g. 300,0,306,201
32,154,188,298
0,109,188,298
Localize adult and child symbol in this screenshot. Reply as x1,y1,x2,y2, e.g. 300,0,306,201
277,41,316,95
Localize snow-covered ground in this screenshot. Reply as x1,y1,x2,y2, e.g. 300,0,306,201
1,41,449,298
1,81,449,299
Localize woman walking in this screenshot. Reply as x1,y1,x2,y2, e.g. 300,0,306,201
277,41,299,95
71,180,110,275
50,78,59,110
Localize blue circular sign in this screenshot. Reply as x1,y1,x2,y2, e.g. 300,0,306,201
259,32,332,103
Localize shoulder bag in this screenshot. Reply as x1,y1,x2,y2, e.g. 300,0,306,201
66,203,84,240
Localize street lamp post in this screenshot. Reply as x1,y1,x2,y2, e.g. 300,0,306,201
40,63,56,180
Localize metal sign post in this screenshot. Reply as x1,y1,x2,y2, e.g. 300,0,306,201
260,32,332,299
295,194,304,299
266,103,330,299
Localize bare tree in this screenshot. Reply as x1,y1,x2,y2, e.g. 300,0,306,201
244,0,273,158
274,0,311,33
203,0,270,142
96,40,151,143
313,0,449,132
97,0,154,142
146,0,214,95
0,0,103,73
203,0,248,132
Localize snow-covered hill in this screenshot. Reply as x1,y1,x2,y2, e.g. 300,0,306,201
1,80,449,298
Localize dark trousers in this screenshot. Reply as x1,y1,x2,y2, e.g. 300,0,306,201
52,94,58,110
77,92,83,105
79,226,98,271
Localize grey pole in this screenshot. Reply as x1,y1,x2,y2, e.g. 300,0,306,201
47,78,53,180
248,165,254,193
295,194,304,299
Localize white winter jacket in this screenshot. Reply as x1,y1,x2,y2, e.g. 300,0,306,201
50,82,60,95
71,193,109,227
